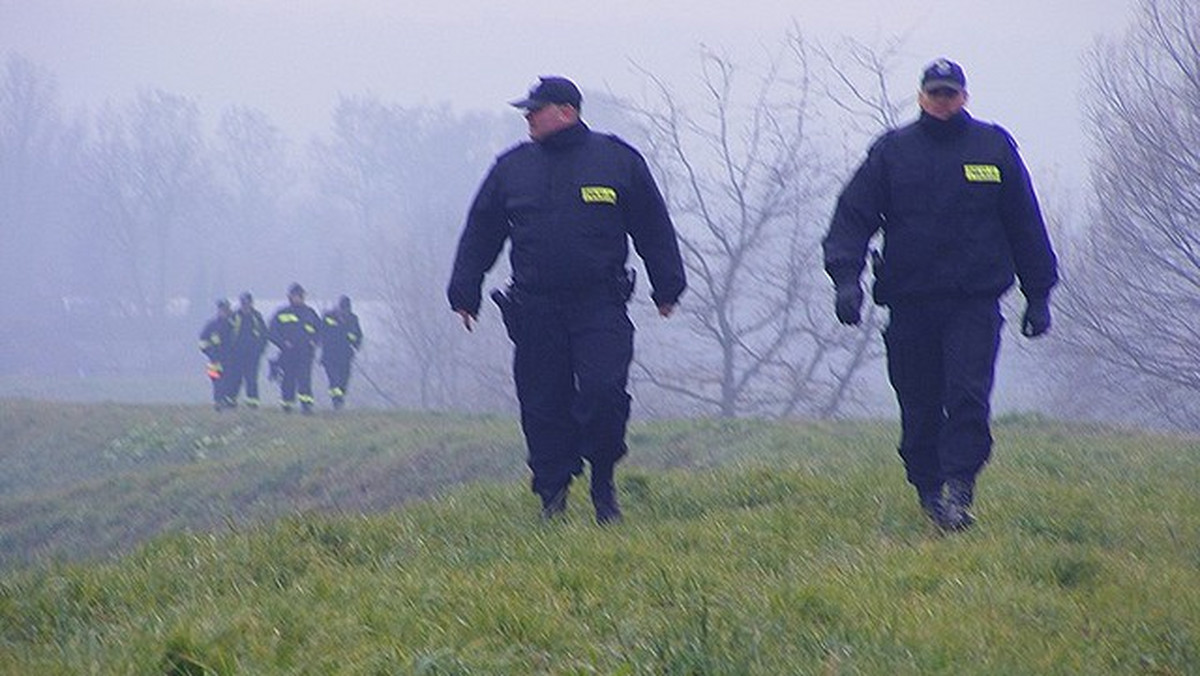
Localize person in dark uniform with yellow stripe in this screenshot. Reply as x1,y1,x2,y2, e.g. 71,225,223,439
448,76,686,524
268,283,321,414
198,299,233,410
225,291,268,409
319,295,363,410
823,59,1058,531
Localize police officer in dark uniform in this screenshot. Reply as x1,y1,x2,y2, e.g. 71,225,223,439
823,59,1058,531
448,76,686,524
268,283,321,414
198,299,233,410
226,291,268,409
320,295,363,410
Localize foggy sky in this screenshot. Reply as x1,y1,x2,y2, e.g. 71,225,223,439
3,0,1133,189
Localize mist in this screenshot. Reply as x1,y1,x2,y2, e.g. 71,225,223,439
7,0,1196,429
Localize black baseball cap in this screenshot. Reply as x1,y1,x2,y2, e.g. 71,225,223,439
510,76,582,110
921,58,966,93
288,282,305,297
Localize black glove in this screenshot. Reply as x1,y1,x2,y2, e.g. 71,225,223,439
834,284,864,326
1021,295,1051,337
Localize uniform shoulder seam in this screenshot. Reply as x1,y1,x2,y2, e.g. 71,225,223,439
986,122,1020,151
496,141,534,161
872,126,907,151
602,133,643,155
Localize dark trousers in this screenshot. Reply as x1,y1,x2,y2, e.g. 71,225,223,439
279,348,315,406
225,353,262,405
209,364,226,406
883,296,1003,493
502,294,634,503
322,354,353,399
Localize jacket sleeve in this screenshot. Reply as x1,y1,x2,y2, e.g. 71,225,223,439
998,132,1059,300
823,144,887,288
305,309,321,346
267,313,284,348
254,313,268,352
624,152,686,306
447,164,510,315
198,323,219,358
349,315,363,350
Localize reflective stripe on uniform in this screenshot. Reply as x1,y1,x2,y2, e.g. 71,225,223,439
963,164,1001,183
581,185,618,204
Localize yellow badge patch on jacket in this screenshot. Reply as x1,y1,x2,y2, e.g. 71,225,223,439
581,186,618,204
963,164,1001,183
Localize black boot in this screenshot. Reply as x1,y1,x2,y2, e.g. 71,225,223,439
593,489,622,525
918,486,947,528
591,463,622,525
540,484,569,521
943,477,977,531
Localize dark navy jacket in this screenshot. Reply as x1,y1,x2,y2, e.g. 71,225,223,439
823,111,1058,305
448,122,686,315
268,303,320,355
230,309,268,359
198,316,232,361
320,310,362,361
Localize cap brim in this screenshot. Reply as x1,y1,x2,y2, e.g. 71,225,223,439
922,79,964,93
509,97,546,110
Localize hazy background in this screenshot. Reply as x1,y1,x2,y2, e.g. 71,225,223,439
4,0,1131,184
9,0,1193,428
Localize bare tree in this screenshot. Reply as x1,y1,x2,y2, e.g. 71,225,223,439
210,105,296,295
806,35,917,417
0,54,76,314
812,34,912,137
1053,0,1200,428
81,89,212,315
622,33,883,418
311,97,516,409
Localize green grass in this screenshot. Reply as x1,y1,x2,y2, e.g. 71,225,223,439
1,400,1198,674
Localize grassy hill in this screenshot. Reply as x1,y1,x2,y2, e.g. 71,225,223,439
0,399,1197,674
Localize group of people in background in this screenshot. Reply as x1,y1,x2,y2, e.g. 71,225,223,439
198,283,363,415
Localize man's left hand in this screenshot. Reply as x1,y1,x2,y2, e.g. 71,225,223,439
1021,296,1051,338
455,309,476,332
834,284,864,326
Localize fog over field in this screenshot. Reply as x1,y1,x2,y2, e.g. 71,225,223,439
5,0,1198,429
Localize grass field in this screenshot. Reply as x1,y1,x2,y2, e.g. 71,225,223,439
1,400,1197,674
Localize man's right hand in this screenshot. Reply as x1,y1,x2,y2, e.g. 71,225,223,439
834,284,864,326
455,309,476,332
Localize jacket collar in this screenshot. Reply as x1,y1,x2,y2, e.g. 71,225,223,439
918,109,971,139
538,121,590,150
